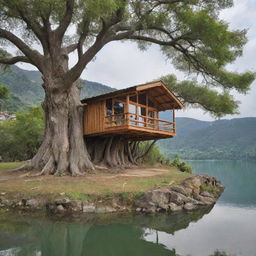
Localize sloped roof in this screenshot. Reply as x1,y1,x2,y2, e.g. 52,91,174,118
82,80,184,110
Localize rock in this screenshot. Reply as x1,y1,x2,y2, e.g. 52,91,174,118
200,191,215,198
96,206,106,213
0,192,6,196
59,192,65,196
184,203,198,211
26,199,40,209
69,200,82,212
1,199,11,207
82,203,96,213
169,202,182,212
55,198,70,205
193,193,215,205
170,185,192,197
136,208,141,212
16,201,23,207
169,191,193,205
56,204,65,213
104,206,117,213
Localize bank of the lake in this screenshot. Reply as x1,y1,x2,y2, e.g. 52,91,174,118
0,160,255,256
0,164,223,215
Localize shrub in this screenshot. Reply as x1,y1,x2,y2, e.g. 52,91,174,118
171,157,193,173
0,106,44,161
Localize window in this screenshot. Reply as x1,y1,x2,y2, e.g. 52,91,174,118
106,99,112,116
114,101,125,125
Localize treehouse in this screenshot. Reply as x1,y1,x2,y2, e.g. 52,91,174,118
82,81,183,141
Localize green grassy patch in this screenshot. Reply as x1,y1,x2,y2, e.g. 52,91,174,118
0,163,190,201
200,185,219,195
0,162,24,172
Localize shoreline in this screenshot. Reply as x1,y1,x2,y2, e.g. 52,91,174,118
0,174,224,216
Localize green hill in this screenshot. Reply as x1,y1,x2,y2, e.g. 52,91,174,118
159,117,256,160
0,65,115,112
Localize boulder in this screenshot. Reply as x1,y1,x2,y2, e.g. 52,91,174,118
169,203,182,212
82,203,96,213
170,185,192,197
184,203,198,211
56,204,65,213
26,199,40,209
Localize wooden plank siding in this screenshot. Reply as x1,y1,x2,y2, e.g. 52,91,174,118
82,80,183,139
84,100,105,135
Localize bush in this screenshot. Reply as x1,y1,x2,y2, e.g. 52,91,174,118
141,142,170,166
0,106,44,161
171,157,193,173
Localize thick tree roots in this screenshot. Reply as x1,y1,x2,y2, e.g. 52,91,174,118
11,136,156,176
86,136,157,169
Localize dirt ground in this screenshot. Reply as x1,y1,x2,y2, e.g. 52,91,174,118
0,164,190,199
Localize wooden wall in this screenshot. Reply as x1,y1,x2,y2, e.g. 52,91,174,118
83,100,105,135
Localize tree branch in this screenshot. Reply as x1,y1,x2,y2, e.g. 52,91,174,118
0,56,31,65
55,0,75,40
0,29,43,70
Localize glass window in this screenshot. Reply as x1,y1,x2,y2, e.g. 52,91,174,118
106,99,112,116
129,104,137,126
114,101,125,125
138,106,146,116
114,102,124,115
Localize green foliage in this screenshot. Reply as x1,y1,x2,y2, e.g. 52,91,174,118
171,157,193,173
141,142,170,166
200,185,219,196
0,85,9,100
163,75,240,118
0,106,44,161
0,0,254,118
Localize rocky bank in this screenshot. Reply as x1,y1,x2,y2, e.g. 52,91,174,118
0,174,224,215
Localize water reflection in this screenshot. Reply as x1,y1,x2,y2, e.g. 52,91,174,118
0,160,256,256
0,208,212,256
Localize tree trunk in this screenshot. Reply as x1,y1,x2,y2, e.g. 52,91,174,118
86,136,153,169
29,79,94,176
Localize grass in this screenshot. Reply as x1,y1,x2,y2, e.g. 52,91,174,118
200,185,219,195
0,162,191,201
0,162,24,172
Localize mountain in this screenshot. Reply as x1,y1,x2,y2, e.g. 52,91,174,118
158,117,256,160
0,65,115,111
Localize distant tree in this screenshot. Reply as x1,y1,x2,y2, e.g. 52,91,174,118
0,0,254,175
0,106,44,161
0,85,9,110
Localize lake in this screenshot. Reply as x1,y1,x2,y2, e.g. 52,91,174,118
0,160,255,256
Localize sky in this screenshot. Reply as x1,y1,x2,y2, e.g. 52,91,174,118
18,0,256,121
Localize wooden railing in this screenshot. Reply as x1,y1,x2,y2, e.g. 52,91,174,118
105,112,176,133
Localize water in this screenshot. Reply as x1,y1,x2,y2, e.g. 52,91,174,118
0,160,256,256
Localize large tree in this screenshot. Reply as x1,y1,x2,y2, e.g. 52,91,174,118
0,0,254,175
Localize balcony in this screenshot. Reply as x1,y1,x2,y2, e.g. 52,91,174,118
104,112,176,140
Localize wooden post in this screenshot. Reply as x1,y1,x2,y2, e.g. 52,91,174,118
146,93,148,127
173,109,176,133
126,94,129,126
136,92,138,126
112,99,114,127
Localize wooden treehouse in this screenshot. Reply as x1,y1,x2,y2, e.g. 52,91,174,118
82,81,183,140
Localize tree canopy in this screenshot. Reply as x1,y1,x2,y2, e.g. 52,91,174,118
0,85,9,100
0,0,254,117
0,0,254,175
